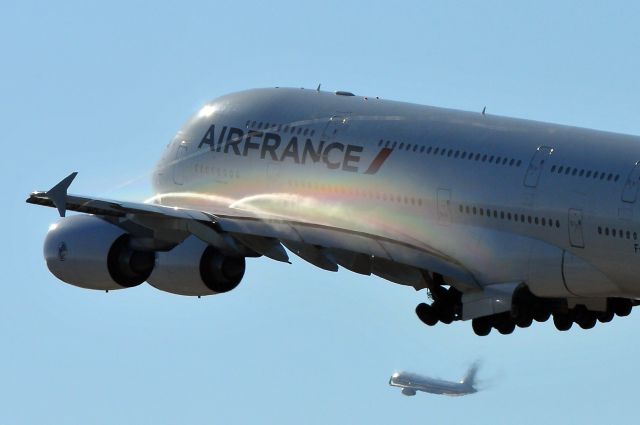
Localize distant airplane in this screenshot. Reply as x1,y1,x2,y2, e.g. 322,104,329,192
389,363,479,396
27,87,640,336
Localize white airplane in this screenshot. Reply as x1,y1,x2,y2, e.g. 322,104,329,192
389,363,479,396
28,87,640,336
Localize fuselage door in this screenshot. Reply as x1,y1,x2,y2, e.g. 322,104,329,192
437,189,452,225
568,208,585,248
172,141,188,185
621,161,640,203
523,146,554,188
322,113,351,140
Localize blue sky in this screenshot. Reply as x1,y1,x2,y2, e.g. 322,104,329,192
3,1,640,423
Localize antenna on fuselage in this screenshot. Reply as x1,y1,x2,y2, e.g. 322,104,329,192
481,106,486,115
317,83,321,92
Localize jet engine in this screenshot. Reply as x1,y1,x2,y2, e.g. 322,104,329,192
44,215,155,290
401,388,416,396
147,236,245,296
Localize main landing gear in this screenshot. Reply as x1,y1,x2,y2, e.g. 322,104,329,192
415,283,462,328
549,298,632,332
415,284,636,336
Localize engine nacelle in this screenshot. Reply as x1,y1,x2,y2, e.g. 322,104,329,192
401,388,416,396
147,236,245,296
44,215,155,290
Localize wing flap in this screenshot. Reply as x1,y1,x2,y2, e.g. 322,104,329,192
215,216,480,290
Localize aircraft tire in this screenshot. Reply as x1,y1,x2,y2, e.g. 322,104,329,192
416,303,438,326
576,312,597,329
533,308,551,323
515,312,533,328
435,303,454,324
553,314,573,331
472,317,491,336
496,319,516,335
597,311,614,323
612,299,632,317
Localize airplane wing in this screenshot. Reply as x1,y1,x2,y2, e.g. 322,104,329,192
27,173,480,292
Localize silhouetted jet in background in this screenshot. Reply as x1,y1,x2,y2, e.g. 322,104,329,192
389,363,479,396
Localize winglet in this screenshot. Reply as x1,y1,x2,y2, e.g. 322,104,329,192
46,172,78,217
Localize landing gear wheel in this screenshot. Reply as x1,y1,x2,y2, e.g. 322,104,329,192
576,312,597,329
472,317,492,336
612,299,632,317
415,303,438,326
496,319,516,335
597,311,614,323
533,308,551,323
434,303,454,324
553,314,573,331
516,313,533,328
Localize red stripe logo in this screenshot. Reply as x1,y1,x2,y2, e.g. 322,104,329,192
364,148,393,175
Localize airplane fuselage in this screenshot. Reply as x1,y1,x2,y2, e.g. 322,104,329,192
152,87,640,299
389,372,476,396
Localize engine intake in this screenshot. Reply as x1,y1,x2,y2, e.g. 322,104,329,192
147,236,245,296
44,215,154,290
